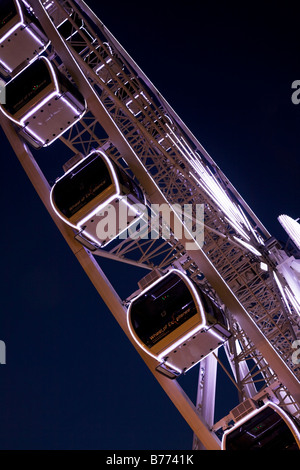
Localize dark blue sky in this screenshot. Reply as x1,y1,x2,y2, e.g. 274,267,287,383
0,1,299,450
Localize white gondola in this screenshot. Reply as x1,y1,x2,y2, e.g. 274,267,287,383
0,56,86,148
222,401,300,450
127,269,231,379
0,0,49,76
50,150,146,249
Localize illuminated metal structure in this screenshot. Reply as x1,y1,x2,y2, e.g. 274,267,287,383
0,0,299,450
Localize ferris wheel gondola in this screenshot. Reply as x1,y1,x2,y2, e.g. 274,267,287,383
0,0,49,77
50,150,146,249
222,401,300,450
0,55,86,147
127,269,231,379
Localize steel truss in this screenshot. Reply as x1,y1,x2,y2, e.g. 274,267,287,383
1,0,299,450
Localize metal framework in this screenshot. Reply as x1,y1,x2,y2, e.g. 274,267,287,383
1,0,299,450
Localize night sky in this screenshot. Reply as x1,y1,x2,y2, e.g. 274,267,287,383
0,1,299,450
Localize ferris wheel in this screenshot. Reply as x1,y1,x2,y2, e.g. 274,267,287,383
0,0,300,450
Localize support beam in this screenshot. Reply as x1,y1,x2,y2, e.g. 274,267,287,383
0,115,221,450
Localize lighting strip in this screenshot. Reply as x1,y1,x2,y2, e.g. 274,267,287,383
273,271,293,315
237,205,264,246
95,56,113,74
21,0,32,9
80,194,147,249
22,126,46,146
59,95,82,116
157,324,205,362
284,286,300,317
207,328,228,343
43,0,54,9
190,171,250,241
224,216,251,241
170,130,255,243
0,59,13,73
25,24,47,47
20,90,58,125
119,196,143,216
233,236,262,257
